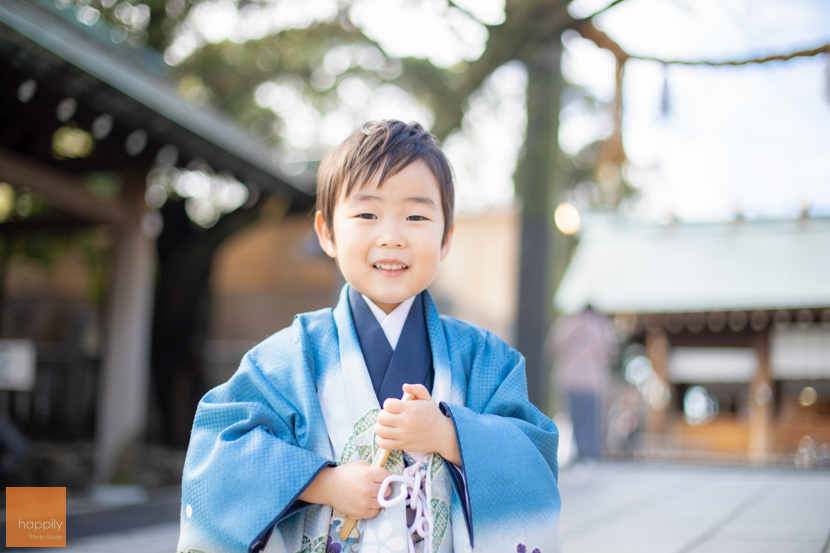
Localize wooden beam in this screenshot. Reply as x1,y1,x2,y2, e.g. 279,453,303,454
0,217,95,233
0,147,126,225
644,326,671,447
748,329,773,464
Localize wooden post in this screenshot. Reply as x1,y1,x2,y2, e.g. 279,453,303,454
644,323,670,449
94,172,155,484
748,328,772,464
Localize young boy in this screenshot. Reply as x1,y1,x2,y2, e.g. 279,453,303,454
178,120,562,553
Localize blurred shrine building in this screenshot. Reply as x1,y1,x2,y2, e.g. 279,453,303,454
0,0,318,485
556,215,830,465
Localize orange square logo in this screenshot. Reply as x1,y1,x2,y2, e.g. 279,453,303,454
6,487,67,547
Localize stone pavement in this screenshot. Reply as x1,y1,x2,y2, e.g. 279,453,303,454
558,462,830,553
7,462,830,552
28,521,181,553
4,485,181,553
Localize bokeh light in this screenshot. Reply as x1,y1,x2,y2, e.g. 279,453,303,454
51,126,94,159
554,202,581,235
799,386,818,407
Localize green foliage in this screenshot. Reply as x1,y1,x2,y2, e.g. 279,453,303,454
173,21,407,144
0,186,49,223
78,229,112,308
82,171,124,202
57,0,192,51
0,180,112,305
10,231,60,269
4,223,110,310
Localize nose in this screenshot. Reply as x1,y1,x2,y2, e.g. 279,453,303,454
376,220,406,248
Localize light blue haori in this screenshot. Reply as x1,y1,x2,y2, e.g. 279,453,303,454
178,285,562,553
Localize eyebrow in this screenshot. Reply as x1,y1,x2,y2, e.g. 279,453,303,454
352,193,438,208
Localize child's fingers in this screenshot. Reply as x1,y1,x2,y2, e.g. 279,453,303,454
375,434,399,451
374,421,399,442
376,409,400,427
357,507,381,520
368,466,391,483
332,463,392,519
381,398,407,414
381,385,429,414
402,383,431,400
375,420,405,449
374,410,402,447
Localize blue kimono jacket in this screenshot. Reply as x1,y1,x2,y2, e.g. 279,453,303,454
178,286,561,553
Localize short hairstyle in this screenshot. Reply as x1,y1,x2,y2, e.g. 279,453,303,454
316,120,455,245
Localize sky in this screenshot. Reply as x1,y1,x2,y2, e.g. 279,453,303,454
567,0,830,222
170,0,830,222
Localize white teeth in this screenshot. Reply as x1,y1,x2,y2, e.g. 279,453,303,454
374,263,408,270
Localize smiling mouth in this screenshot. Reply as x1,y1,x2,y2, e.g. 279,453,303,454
373,262,409,270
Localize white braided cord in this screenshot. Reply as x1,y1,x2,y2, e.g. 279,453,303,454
377,455,431,553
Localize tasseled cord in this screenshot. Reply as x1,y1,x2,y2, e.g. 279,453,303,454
377,455,431,553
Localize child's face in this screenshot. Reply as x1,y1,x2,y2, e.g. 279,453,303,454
315,159,453,314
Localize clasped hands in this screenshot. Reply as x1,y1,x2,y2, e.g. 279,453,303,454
374,383,458,460
300,383,460,520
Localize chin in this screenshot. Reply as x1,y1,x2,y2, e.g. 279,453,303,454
375,295,406,305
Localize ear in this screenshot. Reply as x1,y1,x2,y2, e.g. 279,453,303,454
314,211,337,258
439,221,454,261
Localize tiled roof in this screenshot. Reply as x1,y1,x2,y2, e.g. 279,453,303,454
555,216,830,314
0,0,313,198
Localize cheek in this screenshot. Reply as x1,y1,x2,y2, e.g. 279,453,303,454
330,220,350,250
419,237,446,265
331,223,370,257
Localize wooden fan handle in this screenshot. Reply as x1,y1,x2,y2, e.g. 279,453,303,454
339,392,413,540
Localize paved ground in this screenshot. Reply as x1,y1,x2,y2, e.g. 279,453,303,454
558,462,830,553
7,462,830,552
3,485,181,552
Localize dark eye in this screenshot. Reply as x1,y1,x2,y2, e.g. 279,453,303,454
407,215,427,221
357,213,377,220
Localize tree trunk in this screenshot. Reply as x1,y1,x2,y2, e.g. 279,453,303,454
515,37,563,413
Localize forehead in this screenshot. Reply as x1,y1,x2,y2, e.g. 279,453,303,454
339,159,442,202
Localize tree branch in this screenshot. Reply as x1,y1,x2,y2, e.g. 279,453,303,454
574,18,829,67
633,43,830,67
420,0,577,139
446,0,491,27
574,18,630,62
581,0,630,20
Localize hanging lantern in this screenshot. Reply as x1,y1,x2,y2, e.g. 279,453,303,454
125,129,148,156
661,63,670,117
56,97,77,122
17,79,37,103
92,113,113,139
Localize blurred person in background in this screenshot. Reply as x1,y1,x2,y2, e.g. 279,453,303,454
550,305,614,461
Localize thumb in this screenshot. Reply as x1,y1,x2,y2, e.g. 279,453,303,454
402,383,431,400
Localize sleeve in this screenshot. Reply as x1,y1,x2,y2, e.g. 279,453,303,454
178,344,334,553
439,330,561,550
